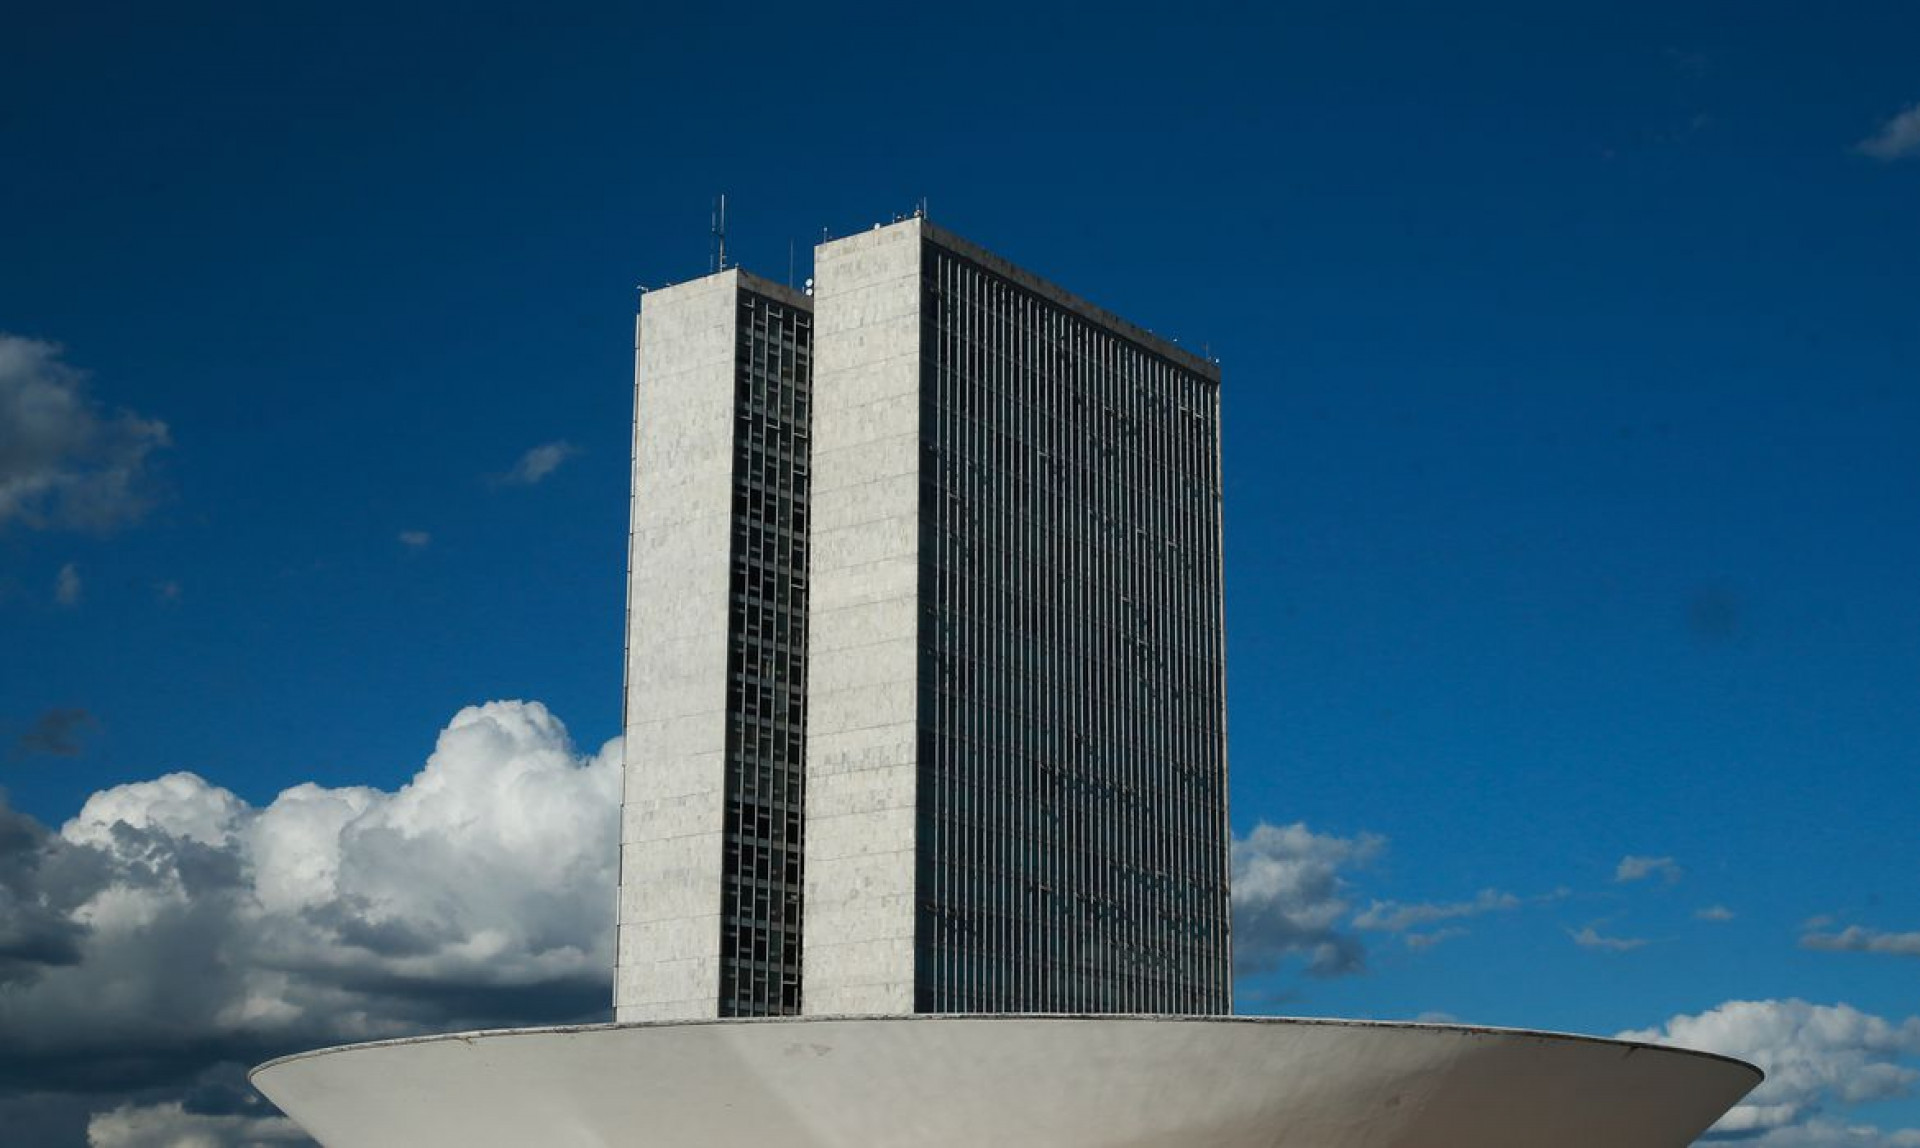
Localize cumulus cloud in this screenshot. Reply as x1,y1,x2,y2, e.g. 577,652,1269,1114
0,1061,304,1145
1616,854,1682,884
397,530,431,549
496,441,578,486
1697,904,1737,922
1620,999,1920,1140
56,562,82,607
87,1098,307,1147
0,801,92,984
1859,104,1920,161
0,701,619,1140
1230,822,1382,978
1739,1122,1920,1147
1569,924,1648,951
1803,926,1920,958
0,335,170,533
15,708,96,758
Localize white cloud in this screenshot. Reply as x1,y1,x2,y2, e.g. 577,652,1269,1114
1569,924,1648,951
87,1100,306,1147
0,700,619,1135
1404,927,1467,951
0,335,170,533
1697,905,1737,922
1803,926,1920,958
1616,854,1682,884
497,441,578,487
1354,888,1522,933
1230,822,1382,978
1740,1121,1920,1147
1859,104,1920,161
56,562,82,607
397,531,431,549
1619,999,1920,1139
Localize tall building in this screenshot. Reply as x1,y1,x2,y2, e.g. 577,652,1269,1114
616,267,814,1021
804,219,1230,1016
616,217,1229,1022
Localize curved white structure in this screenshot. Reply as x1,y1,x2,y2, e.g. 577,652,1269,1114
252,1014,1759,1147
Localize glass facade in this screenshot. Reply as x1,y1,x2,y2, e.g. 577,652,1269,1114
719,287,812,1016
914,241,1231,1014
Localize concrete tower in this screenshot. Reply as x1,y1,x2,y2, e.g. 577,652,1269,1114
617,218,1229,1022
616,267,813,1021
802,218,1231,1016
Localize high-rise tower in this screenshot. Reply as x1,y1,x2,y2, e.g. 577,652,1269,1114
616,268,813,1021
617,218,1229,1023
802,219,1230,1015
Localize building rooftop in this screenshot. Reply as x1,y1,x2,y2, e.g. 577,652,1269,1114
820,216,1222,383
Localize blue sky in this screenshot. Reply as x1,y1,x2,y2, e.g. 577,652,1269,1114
3,1,1918,1143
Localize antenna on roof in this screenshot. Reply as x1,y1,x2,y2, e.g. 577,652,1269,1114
916,197,928,219
788,239,795,287
711,194,728,273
